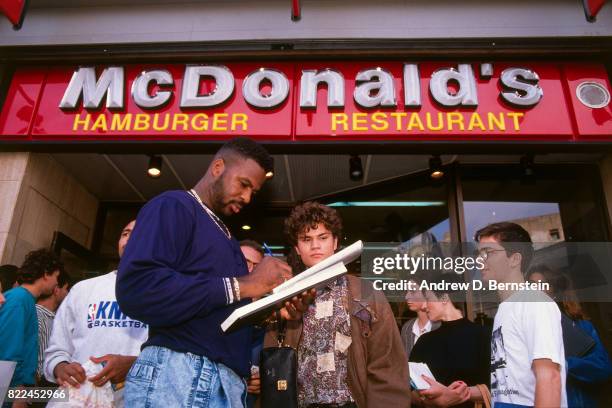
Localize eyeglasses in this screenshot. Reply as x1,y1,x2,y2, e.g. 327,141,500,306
475,248,506,261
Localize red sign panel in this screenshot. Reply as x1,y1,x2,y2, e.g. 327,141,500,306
0,61,611,143
1,64,294,141
295,62,575,141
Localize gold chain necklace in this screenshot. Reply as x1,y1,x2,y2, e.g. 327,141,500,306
187,189,231,239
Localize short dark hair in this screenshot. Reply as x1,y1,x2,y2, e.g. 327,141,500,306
18,249,64,284
57,271,72,289
284,202,343,247
37,270,72,301
475,222,533,273
217,137,274,174
239,239,264,255
0,264,19,292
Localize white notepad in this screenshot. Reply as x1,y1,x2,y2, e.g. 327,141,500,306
221,240,363,333
272,240,363,294
409,362,436,390
0,361,16,405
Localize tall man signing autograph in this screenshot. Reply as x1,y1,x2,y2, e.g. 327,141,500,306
116,138,312,408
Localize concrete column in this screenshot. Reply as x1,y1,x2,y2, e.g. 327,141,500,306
0,152,29,265
0,153,99,266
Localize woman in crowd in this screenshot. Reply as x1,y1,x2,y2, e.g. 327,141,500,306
527,265,612,407
409,273,490,407
401,277,441,360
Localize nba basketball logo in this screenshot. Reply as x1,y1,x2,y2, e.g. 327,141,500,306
87,303,97,328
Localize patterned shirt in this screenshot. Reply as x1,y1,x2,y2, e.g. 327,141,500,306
35,304,55,380
298,276,354,407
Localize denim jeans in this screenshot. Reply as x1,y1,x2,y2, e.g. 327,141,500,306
125,346,247,408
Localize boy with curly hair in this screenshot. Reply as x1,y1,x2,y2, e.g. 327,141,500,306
265,202,410,408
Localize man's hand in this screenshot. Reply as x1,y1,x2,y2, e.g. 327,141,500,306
238,257,292,299
279,289,316,320
54,361,86,388
89,355,137,386
247,371,260,394
418,376,470,407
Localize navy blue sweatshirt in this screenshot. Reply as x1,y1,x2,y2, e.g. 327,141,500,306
116,190,252,377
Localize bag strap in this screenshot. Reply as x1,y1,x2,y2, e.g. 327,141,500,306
276,311,287,347
475,384,491,408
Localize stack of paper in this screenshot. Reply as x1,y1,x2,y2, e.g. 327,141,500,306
409,362,435,390
0,361,16,405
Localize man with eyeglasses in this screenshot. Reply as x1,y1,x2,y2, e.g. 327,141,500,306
475,222,566,408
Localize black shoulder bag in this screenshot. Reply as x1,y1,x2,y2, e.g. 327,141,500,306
260,313,298,408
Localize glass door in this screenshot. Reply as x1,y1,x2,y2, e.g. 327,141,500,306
320,168,454,327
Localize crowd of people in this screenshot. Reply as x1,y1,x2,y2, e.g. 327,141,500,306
1,137,611,408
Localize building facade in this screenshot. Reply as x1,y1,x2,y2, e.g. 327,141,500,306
1,4,612,402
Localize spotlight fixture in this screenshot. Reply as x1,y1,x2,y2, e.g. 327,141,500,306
241,225,252,231
349,155,363,181
429,155,444,179
147,155,162,178
520,154,535,177
265,171,274,179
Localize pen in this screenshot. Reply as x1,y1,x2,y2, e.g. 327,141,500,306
263,242,273,256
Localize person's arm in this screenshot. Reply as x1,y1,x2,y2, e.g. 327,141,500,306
567,320,612,383
418,377,470,407
35,307,44,378
0,303,26,385
533,358,561,408
467,385,486,403
411,390,428,406
364,289,411,407
116,196,243,327
43,288,80,384
88,355,137,386
467,325,492,404
400,320,412,357
235,256,295,301
0,306,36,408
524,301,564,407
415,380,487,405
247,371,260,394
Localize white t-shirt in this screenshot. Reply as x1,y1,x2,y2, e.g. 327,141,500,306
491,290,567,407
